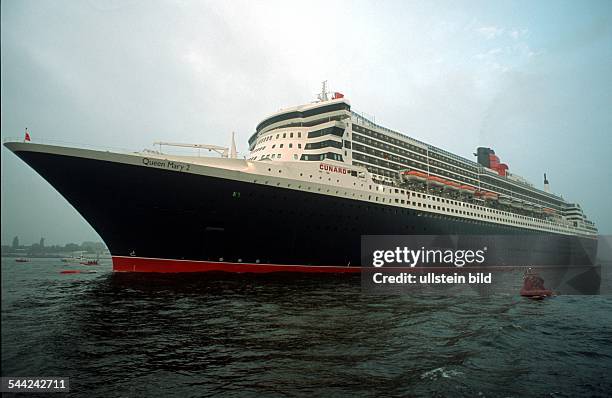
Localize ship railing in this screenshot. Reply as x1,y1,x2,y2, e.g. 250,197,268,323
2,136,141,155
2,136,228,158
351,111,431,149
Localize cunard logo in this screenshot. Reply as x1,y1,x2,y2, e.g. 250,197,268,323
320,163,348,174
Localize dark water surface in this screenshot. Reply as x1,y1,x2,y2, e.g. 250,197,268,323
2,258,612,397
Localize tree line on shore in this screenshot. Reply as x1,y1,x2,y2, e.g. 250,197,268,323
2,236,107,256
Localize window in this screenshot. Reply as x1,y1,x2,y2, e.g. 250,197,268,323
304,140,342,150
272,144,276,148
300,153,344,162
294,154,298,160
308,126,344,138
290,132,294,138
289,143,293,148
276,134,279,139
298,143,302,149
277,153,281,158
283,133,286,138
298,132,302,138
280,144,284,148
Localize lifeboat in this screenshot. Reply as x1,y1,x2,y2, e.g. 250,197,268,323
402,170,427,183
483,192,499,201
543,207,556,214
427,175,446,187
498,195,511,205
443,181,460,191
511,199,523,209
523,203,534,211
459,185,476,195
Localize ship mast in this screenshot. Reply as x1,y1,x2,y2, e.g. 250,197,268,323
230,131,237,159
317,80,329,102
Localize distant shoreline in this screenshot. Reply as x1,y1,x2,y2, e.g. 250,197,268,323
2,254,112,260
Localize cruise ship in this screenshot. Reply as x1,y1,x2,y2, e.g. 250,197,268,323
4,83,598,274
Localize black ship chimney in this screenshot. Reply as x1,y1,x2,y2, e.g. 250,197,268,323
475,147,494,168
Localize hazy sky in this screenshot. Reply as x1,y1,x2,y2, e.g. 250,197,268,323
1,0,611,245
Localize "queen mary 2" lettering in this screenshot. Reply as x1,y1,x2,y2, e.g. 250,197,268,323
320,163,349,174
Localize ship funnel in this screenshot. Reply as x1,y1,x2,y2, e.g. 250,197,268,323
544,173,550,193
230,131,237,159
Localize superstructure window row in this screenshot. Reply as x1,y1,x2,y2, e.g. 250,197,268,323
353,124,426,154
305,139,342,150
352,123,479,173
353,161,397,178
255,102,350,133
480,176,564,209
353,127,563,209
255,115,349,137
301,152,343,161
353,132,479,179
352,143,479,185
308,126,344,138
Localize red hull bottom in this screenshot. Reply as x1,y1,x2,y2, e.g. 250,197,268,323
112,256,362,274
112,256,592,274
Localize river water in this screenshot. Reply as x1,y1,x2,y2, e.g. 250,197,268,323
2,257,611,397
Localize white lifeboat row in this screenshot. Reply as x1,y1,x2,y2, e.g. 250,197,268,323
498,195,555,215
401,171,492,198
401,170,555,216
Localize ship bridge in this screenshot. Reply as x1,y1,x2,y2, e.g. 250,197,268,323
247,92,353,164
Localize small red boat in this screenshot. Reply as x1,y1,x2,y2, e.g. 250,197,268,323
60,269,97,274
521,269,554,299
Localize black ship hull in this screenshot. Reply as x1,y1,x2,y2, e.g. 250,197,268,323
7,144,598,281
